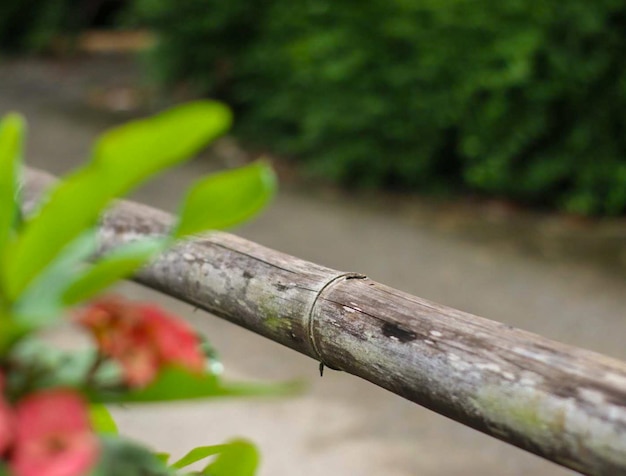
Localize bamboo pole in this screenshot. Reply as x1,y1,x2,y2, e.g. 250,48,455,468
23,168,626,476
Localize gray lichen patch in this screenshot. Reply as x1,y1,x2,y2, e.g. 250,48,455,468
473,384,626,473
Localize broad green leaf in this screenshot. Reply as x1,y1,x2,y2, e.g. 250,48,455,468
62,237,168,306
171,440,258,476
171,445,225,470
89,404,118,435
3,167,103,299
91,367,301,404
91,436,174,476
201,440,259,476
92,101,231,191
4,101,231,298
0,113,25,264
155,453,171,465
12,230,97,326
0,318,27,354
174,161,276,237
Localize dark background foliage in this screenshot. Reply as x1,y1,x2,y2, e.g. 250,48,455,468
0,0,72,52
3,0,626,215
0,0,125,52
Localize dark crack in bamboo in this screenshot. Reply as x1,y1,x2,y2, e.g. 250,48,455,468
23,168,626,476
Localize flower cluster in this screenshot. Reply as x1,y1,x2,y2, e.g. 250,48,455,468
0,382,98,476
77,296,206,388
0,296,208,476
0,105,271,476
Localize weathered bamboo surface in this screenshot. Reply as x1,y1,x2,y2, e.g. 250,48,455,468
24,168,626,476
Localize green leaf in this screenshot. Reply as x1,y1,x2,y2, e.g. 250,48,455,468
12,230,97,327
201,440,259,476
91,436,174,476
0,113,25,267
89,404,118,435
155,453,171,465
171,440,258,476
92,367,301,404
4,101,231,299
92,101,231,191
62,237,168,306
171,445,225,470
174,161,276,237
0,318,27,353
3,168,103,299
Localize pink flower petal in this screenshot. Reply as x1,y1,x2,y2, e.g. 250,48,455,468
11,389,99,476
140,305,205,372
79,297,206,388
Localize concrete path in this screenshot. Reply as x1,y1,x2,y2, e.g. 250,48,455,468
1,56,625,475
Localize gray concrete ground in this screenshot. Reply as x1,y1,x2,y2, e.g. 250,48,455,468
1,56,625,475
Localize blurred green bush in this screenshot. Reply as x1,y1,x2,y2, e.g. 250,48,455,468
0,0,127,53
0,0,77,52
24,1,626,214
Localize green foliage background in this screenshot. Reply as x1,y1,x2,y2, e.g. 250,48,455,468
3,0,626,215
0,0,74,52
133,0,626,215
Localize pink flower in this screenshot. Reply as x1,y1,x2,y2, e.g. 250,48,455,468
140,304,205,372
0,372,14,455
78,296,205,387
11,389,99,476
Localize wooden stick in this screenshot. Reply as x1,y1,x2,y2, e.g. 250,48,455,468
23,168,626,475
